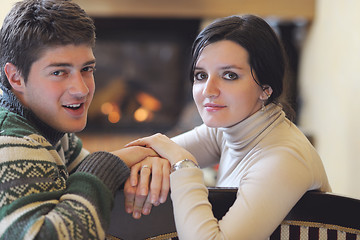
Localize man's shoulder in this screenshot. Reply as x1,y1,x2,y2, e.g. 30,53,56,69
0,106,38,138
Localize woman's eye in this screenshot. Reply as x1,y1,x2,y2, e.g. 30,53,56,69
194,72,208,81
223,72,239,80
82,66,95,72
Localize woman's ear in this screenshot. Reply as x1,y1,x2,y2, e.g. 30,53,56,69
4,62,25,93
259,85,273,100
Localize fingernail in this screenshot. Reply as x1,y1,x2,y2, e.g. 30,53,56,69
150,195,156,204
126,207,133,214
133,212,141,219
160,196,166,203
143,208,150,215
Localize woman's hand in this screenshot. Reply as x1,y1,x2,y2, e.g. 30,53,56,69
125,133,197,166
110,146,158,167
124,156,170,219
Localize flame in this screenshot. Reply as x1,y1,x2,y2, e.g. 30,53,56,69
100,92,162,124
101,102,121,123
136,92,162,111
101,102,114,115
108,111,121,123
134,107,154,122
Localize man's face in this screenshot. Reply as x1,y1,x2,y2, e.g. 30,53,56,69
19,44,96,133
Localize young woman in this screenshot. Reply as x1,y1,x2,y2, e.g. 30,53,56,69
126,15,331,239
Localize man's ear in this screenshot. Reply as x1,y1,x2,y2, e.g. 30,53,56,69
4,62,25,93
259,85,273,100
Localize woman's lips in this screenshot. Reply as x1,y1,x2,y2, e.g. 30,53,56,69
204,103,226,112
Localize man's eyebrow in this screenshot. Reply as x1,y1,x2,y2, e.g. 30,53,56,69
47,63,71,68
46,59,96,68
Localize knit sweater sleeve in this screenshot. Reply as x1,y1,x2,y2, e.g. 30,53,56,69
76,151,130,195
0,132,130,240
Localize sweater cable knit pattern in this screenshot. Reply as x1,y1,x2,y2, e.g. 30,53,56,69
0,83,130,239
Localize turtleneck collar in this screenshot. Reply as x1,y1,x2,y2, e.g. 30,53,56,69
0,83,65,146
218,103,285,154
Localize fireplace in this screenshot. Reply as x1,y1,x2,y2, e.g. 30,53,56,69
83,16,305,136
84,17,201,134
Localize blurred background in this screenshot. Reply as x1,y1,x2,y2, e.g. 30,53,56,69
1,0,359,199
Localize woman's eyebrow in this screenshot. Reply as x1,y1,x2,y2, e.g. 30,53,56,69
83,60,96,66
194,64,246,71
220,65,244,70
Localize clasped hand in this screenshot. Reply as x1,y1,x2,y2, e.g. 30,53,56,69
123,155,170,219
122,133,197,219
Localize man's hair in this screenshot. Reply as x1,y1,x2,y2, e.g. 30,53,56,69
0,0,96,89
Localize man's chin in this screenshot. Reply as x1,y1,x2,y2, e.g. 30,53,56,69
71,124,87,133
56,121,87,133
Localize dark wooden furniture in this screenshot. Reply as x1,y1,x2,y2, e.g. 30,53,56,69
106,188,360,240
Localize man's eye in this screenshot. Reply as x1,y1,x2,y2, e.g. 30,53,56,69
194,72,208,81
52,70,65,76
223,72,238,80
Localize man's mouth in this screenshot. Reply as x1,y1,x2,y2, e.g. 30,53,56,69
63,103,82,110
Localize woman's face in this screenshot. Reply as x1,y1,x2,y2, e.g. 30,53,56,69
192,40,268,128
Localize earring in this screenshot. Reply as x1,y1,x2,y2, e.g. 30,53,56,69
261,86,271,111
261,100,266,111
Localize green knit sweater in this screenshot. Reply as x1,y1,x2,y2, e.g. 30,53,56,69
0,86,130,239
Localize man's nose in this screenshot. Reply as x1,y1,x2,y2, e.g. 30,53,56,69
68,72,89,97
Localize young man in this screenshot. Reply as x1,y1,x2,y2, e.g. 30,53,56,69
0,0,167,238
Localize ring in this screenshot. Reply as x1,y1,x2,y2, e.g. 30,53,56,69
141,165,150,170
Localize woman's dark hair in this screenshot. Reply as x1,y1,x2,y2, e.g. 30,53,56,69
0,0,96,89
190,15,294,118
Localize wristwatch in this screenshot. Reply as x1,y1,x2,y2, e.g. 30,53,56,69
171,159,199,173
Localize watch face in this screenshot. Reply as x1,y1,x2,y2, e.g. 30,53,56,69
172,159,199,172
183,160,196,167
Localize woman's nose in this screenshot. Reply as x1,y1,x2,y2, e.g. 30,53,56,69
202,76,220,98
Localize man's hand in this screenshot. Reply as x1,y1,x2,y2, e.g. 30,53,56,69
124,156,171,219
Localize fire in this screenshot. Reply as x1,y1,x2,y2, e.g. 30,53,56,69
133,92,161,122
100,92,162,124
136,92,162,111
101,102,121,123
134,107,153,122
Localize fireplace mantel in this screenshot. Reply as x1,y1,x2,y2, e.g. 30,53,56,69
73,0,315,20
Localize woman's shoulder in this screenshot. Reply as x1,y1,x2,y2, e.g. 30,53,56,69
256,119,321,163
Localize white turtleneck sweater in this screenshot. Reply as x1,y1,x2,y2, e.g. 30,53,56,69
171,103,331,240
